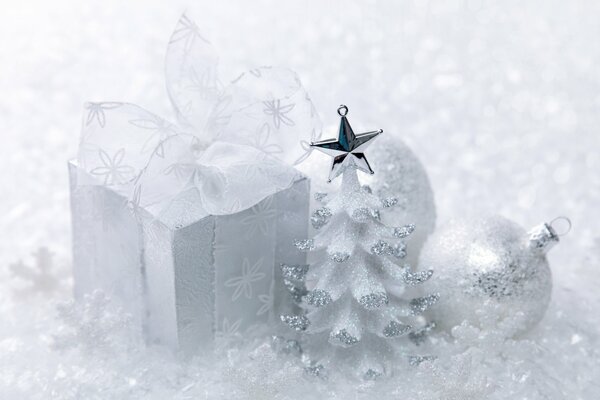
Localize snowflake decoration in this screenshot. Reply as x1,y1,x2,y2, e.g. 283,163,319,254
263,99,295,128
205,95,233,133
215,317,244,352
9,247,63,297
84,102,121,128
129,115,178,155
294,128,322,166
163,162,196,182
186,66,222,101
256,281,275,317
90,148,136,185
224,258,266,301
169,14,209,53
53,290,135,353
249,123,284,156
240,197,278,237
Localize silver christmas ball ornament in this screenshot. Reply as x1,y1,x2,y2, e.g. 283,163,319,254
419,215,570,335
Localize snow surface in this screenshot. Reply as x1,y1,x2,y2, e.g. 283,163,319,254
1,0,599,398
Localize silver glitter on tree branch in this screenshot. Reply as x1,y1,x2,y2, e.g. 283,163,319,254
371,240,407,259
371,240,394,255
381,197,398,208
383,320,412,337
393,224,415,238
408,355,437,366
280,263,309,282
294,239,315,251
330,329,359,347
314,192,328,203
352,207,381,222
410,294,440,315
304,363,327,379
359,292,389,309
311,207,332,229
305,289,332,307
280,314,310,331
402,268,434,285
364,369,383,381
330,252,350,263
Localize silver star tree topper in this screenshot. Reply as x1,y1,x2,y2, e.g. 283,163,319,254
311,105,383,182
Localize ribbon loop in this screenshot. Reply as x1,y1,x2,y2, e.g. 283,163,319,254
78,13,320,217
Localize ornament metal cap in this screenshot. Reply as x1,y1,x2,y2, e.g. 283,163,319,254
527,216,571,253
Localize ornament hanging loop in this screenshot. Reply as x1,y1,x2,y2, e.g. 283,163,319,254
337,104,348,117
549,216,572,237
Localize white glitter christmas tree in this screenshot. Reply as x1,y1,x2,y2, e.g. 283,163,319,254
280,106,439,379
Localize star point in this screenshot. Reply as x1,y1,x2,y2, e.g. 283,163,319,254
311,105,382,182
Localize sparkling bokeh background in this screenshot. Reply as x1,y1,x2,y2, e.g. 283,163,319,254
1,0,599,398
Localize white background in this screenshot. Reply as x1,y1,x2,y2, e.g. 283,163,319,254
1,1,599,398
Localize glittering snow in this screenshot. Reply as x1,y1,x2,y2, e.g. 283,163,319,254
1,0,599,399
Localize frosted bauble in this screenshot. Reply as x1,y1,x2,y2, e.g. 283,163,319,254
419,215,567,335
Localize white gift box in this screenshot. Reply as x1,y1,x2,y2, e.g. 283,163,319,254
69,160,309,354
68,14,322,355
